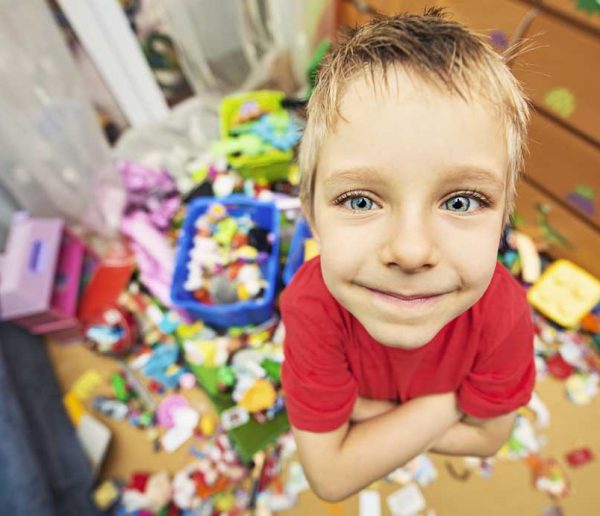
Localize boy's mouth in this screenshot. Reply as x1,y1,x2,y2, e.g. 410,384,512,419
360,285,449,305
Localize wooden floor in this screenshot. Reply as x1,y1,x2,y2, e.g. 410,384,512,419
47,340,600,516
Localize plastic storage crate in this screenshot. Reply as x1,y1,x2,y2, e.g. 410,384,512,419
283,217,313,285
219,90,292,183
171,196,279,327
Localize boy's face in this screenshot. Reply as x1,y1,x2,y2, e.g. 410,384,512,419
312,69,508,349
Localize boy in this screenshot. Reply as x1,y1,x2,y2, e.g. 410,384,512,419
280,8,536,502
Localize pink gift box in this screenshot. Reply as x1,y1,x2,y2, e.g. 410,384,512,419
0,215,96,341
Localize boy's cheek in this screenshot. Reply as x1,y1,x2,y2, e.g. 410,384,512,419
319,229,372,267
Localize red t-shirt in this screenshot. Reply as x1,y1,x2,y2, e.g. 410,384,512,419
280,257,535,433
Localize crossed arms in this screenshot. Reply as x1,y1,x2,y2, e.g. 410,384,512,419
292,394,516,502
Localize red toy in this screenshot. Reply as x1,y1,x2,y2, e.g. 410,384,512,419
565,447,594,467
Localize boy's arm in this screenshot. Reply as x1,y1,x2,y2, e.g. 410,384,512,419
350,396,398,422
430,412,517,457
352,397,516,457
292,392,460,502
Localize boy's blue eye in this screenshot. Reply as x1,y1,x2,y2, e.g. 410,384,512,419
443,195,481,212
346,196,375,211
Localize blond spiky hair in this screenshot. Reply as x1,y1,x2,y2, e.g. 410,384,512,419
299,8,530,224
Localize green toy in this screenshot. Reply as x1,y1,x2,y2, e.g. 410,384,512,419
261,358,282,384
189,363,289,464
111,373,130,402
218,90,293,183
575,0,600,16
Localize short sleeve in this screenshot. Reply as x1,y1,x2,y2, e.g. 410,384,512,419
458,282,536,419
280,261,358,432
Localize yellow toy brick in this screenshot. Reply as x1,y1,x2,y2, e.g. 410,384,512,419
71,370,103,401
304,238,320,262
527,259,600,328
63,391,85,426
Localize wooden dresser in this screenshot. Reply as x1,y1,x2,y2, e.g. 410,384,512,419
337,0,600,277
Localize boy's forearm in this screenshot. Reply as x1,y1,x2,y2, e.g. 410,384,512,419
350,397,398,423
430,412,516,457
429,422,497,457
305,393,460,501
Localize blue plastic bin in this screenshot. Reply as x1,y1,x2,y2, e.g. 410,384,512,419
171,195,280,328
283,217,312,285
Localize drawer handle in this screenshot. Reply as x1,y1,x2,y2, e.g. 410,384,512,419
28,240,48,274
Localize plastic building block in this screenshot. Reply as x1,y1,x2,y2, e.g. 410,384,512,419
527,260,600,328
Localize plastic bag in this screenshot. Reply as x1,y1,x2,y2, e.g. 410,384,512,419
161,0,335,97
114,95,220,193
0,0,125,235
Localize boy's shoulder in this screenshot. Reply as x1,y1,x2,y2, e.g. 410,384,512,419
485,261,527,300
280,257,349,334
476,261,530,327
280,256,333,309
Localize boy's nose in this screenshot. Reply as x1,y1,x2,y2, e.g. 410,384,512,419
378,214,439,273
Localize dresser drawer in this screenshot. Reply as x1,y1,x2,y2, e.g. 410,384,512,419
339,0,531,49
437,0,531,41
514,180,600,278
523,0,600,33
525,113,600,229
512,11,600,144
339,0,438,29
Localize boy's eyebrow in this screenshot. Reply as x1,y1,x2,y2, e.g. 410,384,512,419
441,166,505,190
322,166,387,187
322,165,505,190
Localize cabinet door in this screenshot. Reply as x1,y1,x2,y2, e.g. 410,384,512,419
339,0,428,27
434,0,532,36
524,0,600,33
512,11,600,144
525,113,600,229
339,0,532,50
514,180,600,277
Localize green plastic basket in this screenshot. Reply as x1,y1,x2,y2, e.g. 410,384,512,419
218,90,293,183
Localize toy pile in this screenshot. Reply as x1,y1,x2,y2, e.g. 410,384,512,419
84,92,303,514
499,229,600,408
6,86,600,515
182,202,272,305
93,433,308,515
494,228,600,505
212,91,301,185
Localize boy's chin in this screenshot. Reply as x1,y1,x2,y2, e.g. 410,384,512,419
361,319,443,350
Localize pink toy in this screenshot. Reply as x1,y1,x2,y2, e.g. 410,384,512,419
120,211,175,307
118,161,180,231
0,214,96,341
0,214,63,320
156,395,190,429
